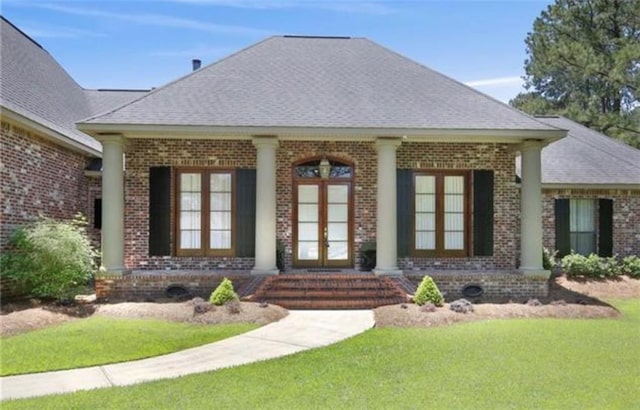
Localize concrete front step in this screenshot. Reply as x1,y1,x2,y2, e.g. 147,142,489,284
250,274,408,310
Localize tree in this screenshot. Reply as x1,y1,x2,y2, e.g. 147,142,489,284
511,0,640,148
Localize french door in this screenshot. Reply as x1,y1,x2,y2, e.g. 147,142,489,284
294,180,353,268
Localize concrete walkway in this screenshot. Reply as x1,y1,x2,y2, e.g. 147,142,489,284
0,310,374,401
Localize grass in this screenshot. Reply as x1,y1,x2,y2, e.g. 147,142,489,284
0,317,256,376
4,299,639,409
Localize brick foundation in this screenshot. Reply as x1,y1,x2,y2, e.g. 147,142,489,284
406,273,549,301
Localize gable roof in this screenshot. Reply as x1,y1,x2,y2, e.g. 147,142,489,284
0,17,146,156
80,35,561,140
519,116,640,187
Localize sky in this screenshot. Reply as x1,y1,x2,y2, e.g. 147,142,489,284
2,0,554,103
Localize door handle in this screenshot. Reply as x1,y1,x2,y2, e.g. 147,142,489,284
324,227,329,247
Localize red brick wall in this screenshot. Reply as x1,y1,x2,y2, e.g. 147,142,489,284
125,138,518,272
542,188,640,257
0,120,98,250
397,142,519,270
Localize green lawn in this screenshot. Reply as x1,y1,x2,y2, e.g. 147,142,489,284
5,299,639,409
0,317,256,376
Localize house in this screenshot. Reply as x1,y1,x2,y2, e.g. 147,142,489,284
532,116,640,258
76,35,568,298
0,17,146,253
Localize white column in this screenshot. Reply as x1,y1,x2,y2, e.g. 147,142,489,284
374,137,403,275
251,136,279,275
519,140,548,276
99,135,126,274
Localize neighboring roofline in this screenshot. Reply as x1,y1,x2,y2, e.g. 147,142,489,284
2,107,101,157
77,122,566,142
541,183,640,191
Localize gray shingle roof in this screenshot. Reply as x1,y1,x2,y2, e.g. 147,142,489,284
0,17,146,154
83,36,556,133
521,116,640,186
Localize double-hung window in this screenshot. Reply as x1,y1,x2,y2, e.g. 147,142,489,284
176,169,234,256
414,171,470,256
569,199,596,255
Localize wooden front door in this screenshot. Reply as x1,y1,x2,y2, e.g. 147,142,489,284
293,158,353,268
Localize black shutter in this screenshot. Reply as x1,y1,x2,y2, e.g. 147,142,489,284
396,169,412,257
94,198,102,229
554,199,570,257
598,199,613,257
473,170,494,256
236,169,256,257
149,167,171,256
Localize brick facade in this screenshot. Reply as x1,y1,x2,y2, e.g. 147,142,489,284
542,188,640,257
125,138,519,272
0,120,100,250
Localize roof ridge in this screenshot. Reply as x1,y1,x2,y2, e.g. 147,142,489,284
361,38,558,131
0,16,44,51
80,36,279,124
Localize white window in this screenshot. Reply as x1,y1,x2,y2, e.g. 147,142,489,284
570,199,596,255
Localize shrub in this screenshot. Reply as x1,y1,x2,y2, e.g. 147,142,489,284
276,239,286,272
209,278,239,306
543,248,558,270
225,299,242,314
359,241,376,272
413,275,444,307
0,214,97,301
561,252,620,279
620,256,640,279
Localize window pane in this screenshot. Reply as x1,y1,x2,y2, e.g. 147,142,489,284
180,230,200,249
298,242,319,260
416,175,435,194
445,195,463,212
210,231,231,249
445,232,464,249
416,194,435,212
328,204,348,222
445,176,464,194
211,193,231,211
416,213,435,230
570,199,595,232
180,173,201,191
210,211,231,229
180,193,201,211
298,185,318,203
416,232,435,250
445,213,464,231
328,222,348,241
299,204,318,222
571,232,596,255
210,173,231,191
298,222,318,241
180,212,201,229
328,185,348,203
328,242,348,260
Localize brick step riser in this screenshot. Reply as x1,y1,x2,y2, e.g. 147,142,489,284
262,300,404,310
256,290,403,299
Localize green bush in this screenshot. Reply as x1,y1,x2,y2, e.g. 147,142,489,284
543,248,558,270
0,214,97,301
209,278,239,306
359,241,376,272
413,275,444,307
561,252,620,279
621,256,640,279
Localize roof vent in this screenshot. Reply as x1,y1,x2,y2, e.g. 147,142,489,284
192,59,201,71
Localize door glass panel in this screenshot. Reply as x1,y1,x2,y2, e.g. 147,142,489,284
210,212,231,229
180,231,200,249
298,185,318,203
298,242,319,260
327,185,348,203
416,194,435,212
210,231,231,249
179,173,201,250
297,184,320,261
416,175,435,193
328,222,348,241
328,242,348,260
445,232,464,250
298,204,318,222
416,213,435,230
328,204,348,222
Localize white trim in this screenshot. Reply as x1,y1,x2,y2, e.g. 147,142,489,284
77,122,566,142
541,183,640,190
2,107,101,157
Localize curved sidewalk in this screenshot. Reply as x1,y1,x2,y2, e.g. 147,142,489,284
0,310,374,401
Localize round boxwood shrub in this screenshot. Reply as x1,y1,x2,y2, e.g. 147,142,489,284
413,275,444,307
209,278,239,306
